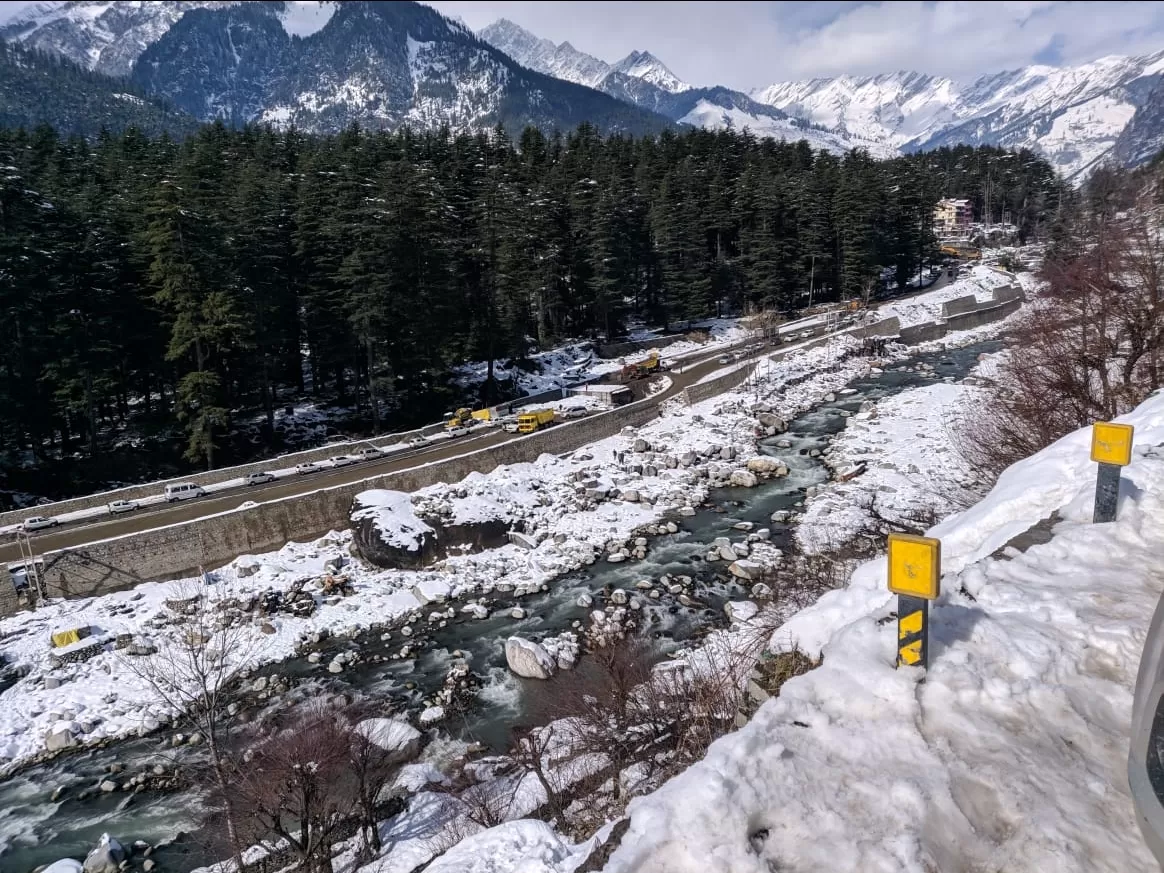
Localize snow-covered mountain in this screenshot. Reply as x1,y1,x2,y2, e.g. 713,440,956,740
753,53,1164,178
1,1,671,136
479,18,892,157
0,0,239,77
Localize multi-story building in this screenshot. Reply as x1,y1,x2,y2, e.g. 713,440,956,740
933,198,972,233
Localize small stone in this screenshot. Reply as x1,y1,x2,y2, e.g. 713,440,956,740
328,660,344,674
576,594,593,608
143,861,156,873
100,780,118,793
510,607,527,620
307,652,321,664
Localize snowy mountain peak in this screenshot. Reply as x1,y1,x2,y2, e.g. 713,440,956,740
0,0,240,76
478,17,611,88
609,49,690,93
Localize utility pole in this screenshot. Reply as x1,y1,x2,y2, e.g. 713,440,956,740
808,254,816,310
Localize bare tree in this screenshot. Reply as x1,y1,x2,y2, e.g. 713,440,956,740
118,579,262,870
229,703,355,873
955,178,1164,475
346,713,416,861
509,724,571,831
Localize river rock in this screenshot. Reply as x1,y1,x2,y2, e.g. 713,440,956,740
621,489,639,503
633,438,649,453
728,560,765,581
746,457,784,476
43,861,84,873
610,589,629,605
505,637,556,680
44,721,77,752
576,594,593,608
756,412,786,431
733,521,754,531
307,652,321,663
510,607,526,620
770,510,791,523
356,718,422,759
328,660,344,674
143,861,156,873
725,601,759,623
606,553,626,563
720,445,737,461
635,580,653,590
44,676,61,690
751,583,774,598
679,451,696,467
678,506,696,517
729,469,758,488
83,835,126,873
419,706,445,726
99,780,118,793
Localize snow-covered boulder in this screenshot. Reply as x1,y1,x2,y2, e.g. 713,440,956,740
746,457,786,476
350,489,510,569
355,718,422,761
424,819,576,873
350,490,439,570
45,721,77,752
757,412,786,431
724,601,759,623
728,559,765,582
505,637,556,680
42,862,84,873
83,834,126,873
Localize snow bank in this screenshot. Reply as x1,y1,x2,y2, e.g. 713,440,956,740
424,820,579,873
603,390,1164,873
350,490,434,550
356,718,421,753
878,265,1015,327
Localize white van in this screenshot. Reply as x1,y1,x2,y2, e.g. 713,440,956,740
163,482,205,503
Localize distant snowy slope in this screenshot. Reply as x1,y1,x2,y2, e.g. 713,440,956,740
754,51,1164,178
480,18,891,156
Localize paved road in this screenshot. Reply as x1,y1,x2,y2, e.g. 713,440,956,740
0,334,803,566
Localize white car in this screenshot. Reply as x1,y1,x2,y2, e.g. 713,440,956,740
353,446,382,460
295,462,319,475
717,355,732,365
107,499,139,514
446,425,470,438
329,455,356,468
243,471,275,486
503,422,520,434
21,516,60,531
408,435,427,447
561,406,588,419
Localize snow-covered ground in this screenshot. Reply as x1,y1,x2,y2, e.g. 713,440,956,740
599,388,1164,873
875,264,1017,327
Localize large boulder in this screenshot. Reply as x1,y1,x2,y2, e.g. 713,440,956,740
83,835,126,873
42,862,84,873
746,456,785,476
756,412,786,432
350,490,509,570
505,637,556,680
728,559,765,581
45,721,77,752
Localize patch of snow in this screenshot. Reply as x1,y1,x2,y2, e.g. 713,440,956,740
350,490,434,551
277,0,336,38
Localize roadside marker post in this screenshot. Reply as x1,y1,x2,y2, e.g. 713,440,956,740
1090,422,1134,523
887,533,941,671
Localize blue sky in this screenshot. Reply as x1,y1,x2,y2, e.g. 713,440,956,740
1,1,1162,89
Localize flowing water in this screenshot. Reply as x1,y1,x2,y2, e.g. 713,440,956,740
0,340,1001,873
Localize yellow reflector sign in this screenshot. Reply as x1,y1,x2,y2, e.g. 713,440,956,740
887,533,941,600
1091,422,1134,467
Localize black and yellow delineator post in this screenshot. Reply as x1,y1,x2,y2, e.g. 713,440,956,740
1090,422,1133,524
887,532,941,670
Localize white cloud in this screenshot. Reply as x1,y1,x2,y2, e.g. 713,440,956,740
430,0,1164,89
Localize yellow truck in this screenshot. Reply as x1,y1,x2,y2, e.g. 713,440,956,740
517,409,556,434
445,407,492,429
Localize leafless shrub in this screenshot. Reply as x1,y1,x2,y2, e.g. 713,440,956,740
956,181,1164,474
118,579,263,869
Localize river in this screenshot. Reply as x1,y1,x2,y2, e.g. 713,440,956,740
0,339,1001,873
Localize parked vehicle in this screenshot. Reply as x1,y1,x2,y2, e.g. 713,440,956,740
107,499,139,514
353,446,382,460
295,462,319,475
517,409,557,434
408,435,428,447
243,471,275,486
329,455,356,468
445,425,470,437
717,355,732,364
163,482,205,502
21,515,60,531
561,406,588,419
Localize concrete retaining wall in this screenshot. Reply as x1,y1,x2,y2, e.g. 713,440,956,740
940,295,980,318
